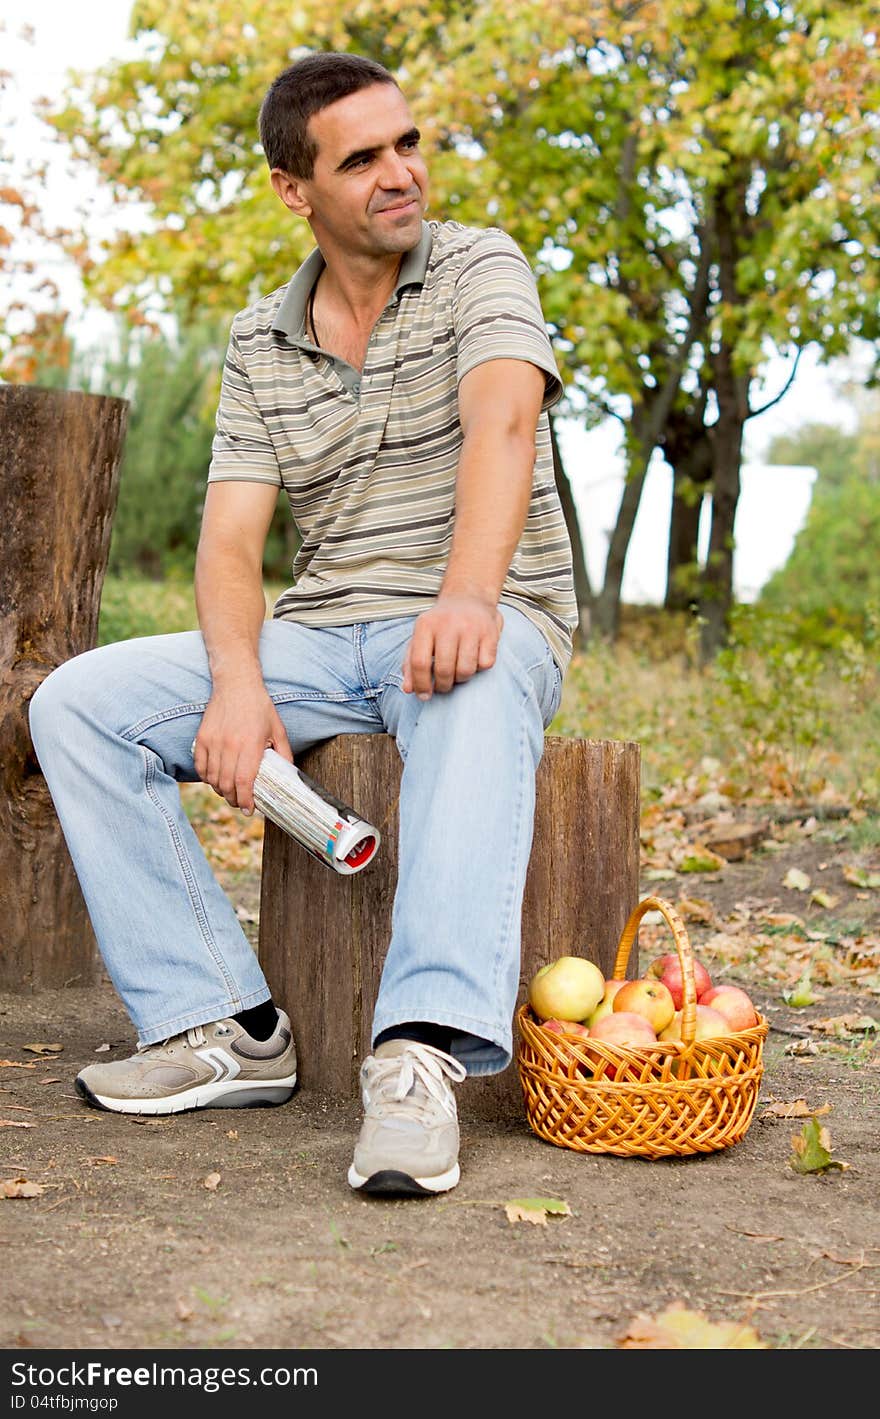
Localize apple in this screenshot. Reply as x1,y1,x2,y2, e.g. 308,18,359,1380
658,1003,732,1043
586,1011,657,1080
541,1018,591,1040
528,956,605,1022
612,977,676,1034
584,977,628,1027
699,984,757,1031
646,952,712,1010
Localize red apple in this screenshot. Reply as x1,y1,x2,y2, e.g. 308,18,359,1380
658,1003,732,1043
586,1011,657,1080
612,977,676,1034
646,952,712,1010
699,984,757,1031
528,956,605,1022
584,978,628,1027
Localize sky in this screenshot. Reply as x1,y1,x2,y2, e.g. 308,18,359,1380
1,0,863,603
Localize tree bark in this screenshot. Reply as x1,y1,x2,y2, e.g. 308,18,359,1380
699,190,750,663
549,414,592,646
0,385,128,990
661,397,712,611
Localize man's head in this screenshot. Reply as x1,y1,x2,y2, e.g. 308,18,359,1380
259,51,399,181
263,52,428,263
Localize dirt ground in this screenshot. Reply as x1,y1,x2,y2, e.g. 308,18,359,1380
1,813,878,1354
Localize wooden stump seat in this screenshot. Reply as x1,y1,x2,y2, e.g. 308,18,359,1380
259,733,641,1121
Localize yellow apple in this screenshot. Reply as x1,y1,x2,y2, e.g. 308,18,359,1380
612,977,676,1034
659,1003,732,1043
584,977,628,1026
528,956,605,1022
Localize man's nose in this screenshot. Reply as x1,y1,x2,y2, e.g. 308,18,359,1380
378,149,415,188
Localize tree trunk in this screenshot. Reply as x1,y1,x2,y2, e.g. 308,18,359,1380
698,188,750,663
549,414,592,645
661,399,713,611
0,385,128,990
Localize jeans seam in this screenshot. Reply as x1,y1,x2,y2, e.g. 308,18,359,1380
141,745,238,1000
491,679,530,1011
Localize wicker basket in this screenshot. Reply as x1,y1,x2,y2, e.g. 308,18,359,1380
516,895,768,1158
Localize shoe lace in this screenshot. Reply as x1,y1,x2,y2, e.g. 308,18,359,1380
136,1024,207,1055
366,1042,466,1118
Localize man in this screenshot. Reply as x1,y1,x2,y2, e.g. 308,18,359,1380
29,52,577,1198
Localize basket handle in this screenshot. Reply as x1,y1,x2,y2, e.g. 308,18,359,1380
612,895,698,1046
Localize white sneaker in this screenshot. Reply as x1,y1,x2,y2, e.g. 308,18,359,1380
347,1039,467,1196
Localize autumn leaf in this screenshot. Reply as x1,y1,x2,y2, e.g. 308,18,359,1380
783,968,816,1007
1,1178,46,1198
504,1197,571,1226
85,1156,118,1167
203,1172,222,1191
0,1119,36,1128
809,890,839,909
843,866,880,890
783,868,811,892
22,1042,63,1055
0,1060,37,1069
760,1098,831,1119
809,1015,879,1037
789,1117,849,1174
618,1302,767,1348
677,846,726,874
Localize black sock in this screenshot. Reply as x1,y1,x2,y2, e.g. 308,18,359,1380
374,1022,453,1054
232,1001,279,1041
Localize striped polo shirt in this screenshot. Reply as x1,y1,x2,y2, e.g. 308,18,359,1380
208,219,578,672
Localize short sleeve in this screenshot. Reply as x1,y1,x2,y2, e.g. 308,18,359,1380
207,320,283,486
452,229,563,411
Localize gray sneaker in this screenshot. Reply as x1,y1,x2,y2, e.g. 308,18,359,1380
347,1039,467,1196
75,1010,297,1115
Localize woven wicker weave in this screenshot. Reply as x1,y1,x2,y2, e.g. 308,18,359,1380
516,895,768,1158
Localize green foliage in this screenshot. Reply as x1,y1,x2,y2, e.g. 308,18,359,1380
761,404,880,640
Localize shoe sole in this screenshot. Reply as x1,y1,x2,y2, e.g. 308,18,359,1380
346,1163,460,1196
74,1073,297,1115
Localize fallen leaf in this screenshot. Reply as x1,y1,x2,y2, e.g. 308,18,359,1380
85,1156,118,1166
203,1172,222,1191
789,1117,850,1174
0,1060,37,1070
504,1197,571,1226
760,1099,831,1119
785,1038,819,1057
809,1014,879,1037
94,1043,111,1053
38,1077,63,1085
175,1297,194,1322
809,890,839,909
618,1302,767,1348
675,895,717,924
1,1178,46,1198
0,1120,35,1128
22,1042,63,1056
226,1130,239,1140
783,868,811,892
677,845,726,874
783,968,816,1007
843,866,880,890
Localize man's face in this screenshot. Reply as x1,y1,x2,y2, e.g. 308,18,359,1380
292,83,429,257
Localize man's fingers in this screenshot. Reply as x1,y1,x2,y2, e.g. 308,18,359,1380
405,623,436,699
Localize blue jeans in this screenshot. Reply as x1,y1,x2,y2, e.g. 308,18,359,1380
28,606,563,1075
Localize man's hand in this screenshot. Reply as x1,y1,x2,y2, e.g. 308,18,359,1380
192,679,293,814
402,593,503,699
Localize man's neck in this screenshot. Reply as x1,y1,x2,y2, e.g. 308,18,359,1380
314,246,403,329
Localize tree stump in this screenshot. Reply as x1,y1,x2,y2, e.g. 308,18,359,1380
259,733,641,1120
0,385,128,990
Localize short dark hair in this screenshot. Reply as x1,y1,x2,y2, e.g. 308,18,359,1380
259,52,399,178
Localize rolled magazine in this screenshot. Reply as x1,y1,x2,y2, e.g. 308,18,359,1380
252,747,381,876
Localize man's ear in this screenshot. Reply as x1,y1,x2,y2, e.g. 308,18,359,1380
270,169,312,218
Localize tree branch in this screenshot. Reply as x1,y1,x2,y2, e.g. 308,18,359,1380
747,346,804,420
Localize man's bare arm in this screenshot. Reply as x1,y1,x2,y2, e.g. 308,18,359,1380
402,358,546,698
193,481,293,813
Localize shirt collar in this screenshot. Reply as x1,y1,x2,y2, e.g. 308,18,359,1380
272,220,433,345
